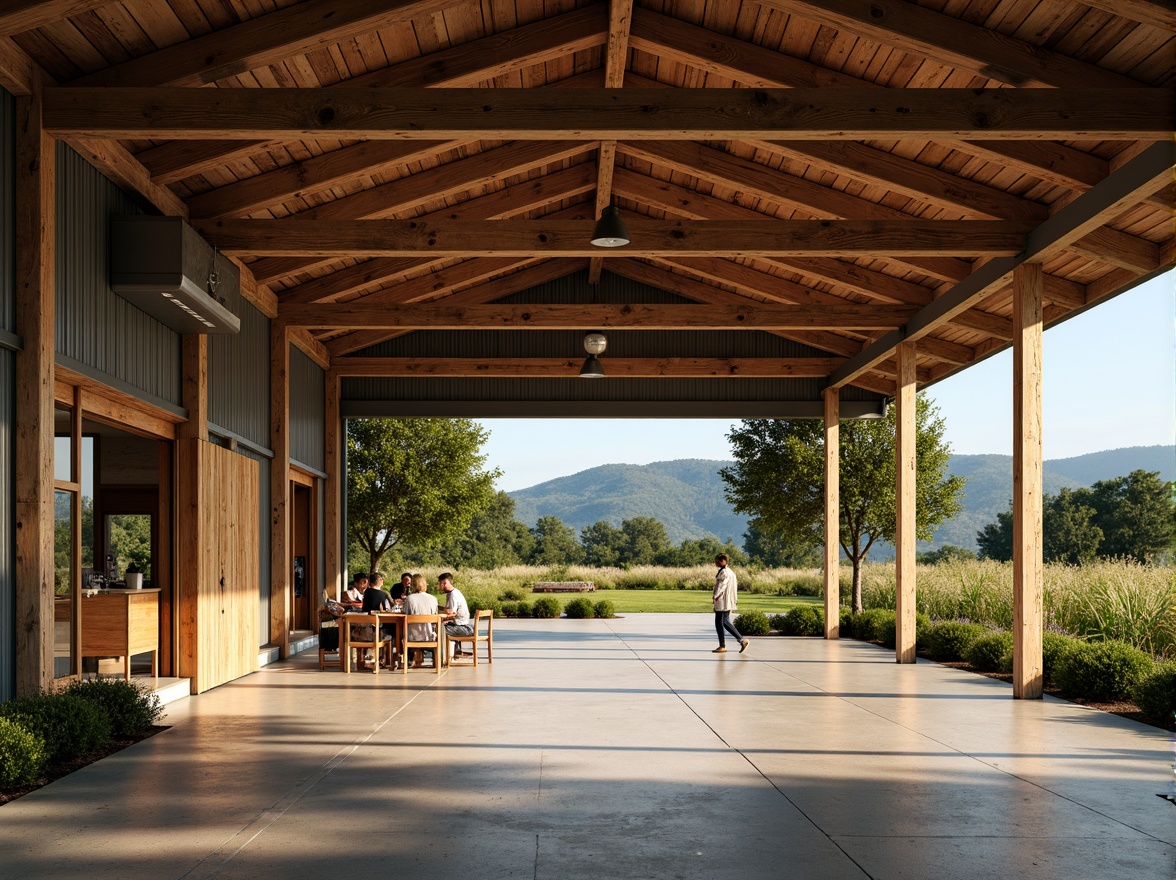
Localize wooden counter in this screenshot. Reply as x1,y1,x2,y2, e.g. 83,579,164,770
81,588,160,681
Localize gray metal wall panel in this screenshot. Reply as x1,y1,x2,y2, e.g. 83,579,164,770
290,346,325,471
0,346,13,701
1,88,13,335
317,480,325,601
55,145,182,406
209,300,270,450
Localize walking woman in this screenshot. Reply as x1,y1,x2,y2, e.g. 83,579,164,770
712,553,749,654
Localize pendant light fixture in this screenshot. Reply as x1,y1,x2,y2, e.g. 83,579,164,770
579,331,607,378
590,206,630,247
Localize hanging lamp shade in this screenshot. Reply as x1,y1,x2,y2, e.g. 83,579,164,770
579,331,607,377
590,206,630,247
579,355,605,378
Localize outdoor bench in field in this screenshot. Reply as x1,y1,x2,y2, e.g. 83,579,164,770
532,582,597,593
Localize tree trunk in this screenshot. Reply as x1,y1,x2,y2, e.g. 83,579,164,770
851,556,864,614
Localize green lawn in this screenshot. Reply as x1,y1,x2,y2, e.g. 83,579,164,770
586,589,823,614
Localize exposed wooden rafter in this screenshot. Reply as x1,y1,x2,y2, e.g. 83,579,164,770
333,357,845,378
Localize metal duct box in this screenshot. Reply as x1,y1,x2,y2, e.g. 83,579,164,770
110,216,241,334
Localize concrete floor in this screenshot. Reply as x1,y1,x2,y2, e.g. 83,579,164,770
2,614,1172,879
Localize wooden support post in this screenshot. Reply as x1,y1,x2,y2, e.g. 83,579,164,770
823,386,840,639
270,322,291,658
14,82,55,695
1012,264,1044,699
176,334,208,686
895,342,917,664
324,369,342,601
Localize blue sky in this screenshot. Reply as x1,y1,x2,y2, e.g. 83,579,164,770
481,271,1175,492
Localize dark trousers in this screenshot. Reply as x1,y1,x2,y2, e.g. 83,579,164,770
715,611,742,647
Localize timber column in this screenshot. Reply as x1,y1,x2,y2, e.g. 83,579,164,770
176,334,208,684
894,342,917,663
823,386,840,638
14,81,55,695
1012,264,1044,699
270,322,290,658
324,369,342,601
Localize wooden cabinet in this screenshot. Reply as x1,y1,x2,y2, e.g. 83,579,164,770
81,589,160,681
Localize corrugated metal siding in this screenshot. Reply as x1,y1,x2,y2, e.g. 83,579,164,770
290,346,324,471
55,145,182,406
0,86,13,700
209,300,270,450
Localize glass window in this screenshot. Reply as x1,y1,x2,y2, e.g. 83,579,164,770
107,514,152,581
53,489,75,678
54,406,74,483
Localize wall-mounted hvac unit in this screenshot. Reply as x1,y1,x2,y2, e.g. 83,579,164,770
110,216,241,334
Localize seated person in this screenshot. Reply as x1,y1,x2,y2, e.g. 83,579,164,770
439,571,473,658
362,571,396,664
404,573,439,668
342,572,367,608
388,580,407,611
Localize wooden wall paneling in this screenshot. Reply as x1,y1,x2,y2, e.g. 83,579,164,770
176,437,201,689
823,386,840,639
270,324,290,658
895,342,917,664
14,80,55,695
1013,263,1044,700
157,441,173,676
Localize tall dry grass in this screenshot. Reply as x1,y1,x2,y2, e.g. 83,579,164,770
860,559,1176,658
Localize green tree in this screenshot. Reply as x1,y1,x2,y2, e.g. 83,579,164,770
659,535,747,567
581,520,625,567
619,516,671,565
916,544,977,565
743,518,822,568
346,418,500,574
721,394,964,612
1088,470,1174,562
976,510,1013,562
433,490,534,569
529,515,583,565
1042,488,1102,564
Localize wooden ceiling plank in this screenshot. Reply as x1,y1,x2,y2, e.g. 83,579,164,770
197,218,1034,258
69,0,459,88
1076,0,1175,31
187,139,467,219
136,6,610,184
287,302,918,331
247,140,594,283
0,0,121,37
332,356,845,378
757,0,1144,88
629,9,1136,191
828,140,1176,388
44,87,1174,140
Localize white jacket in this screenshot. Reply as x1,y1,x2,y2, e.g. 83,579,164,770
713,565,738,612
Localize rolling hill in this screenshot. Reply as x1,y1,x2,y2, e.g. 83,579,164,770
508,446,1174,551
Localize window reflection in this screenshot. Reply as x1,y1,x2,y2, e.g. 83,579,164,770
53,489,74,678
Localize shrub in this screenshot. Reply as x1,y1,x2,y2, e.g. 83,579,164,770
1131,662,1176,728
501,587,526,601
469,597,502,617
965,631,1016,672
514,600,533,619
532,597,561,619
0,716,48,788
876,612,932,650
593,600,615,619
734,610,770,636
498,601,517,618
783,605,824,637
853,608,892,642
0,692,110,763
67,678,163,738
563,597,594,619
924,621,988,661
1053,639,1154,703
838,607,854,638
768,613,788,632
1042,631,1078,681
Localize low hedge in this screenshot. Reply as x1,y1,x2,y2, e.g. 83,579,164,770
1053,639,1154,703
874,612,931,650
593,599,615,619
532,597,561,619
965,631,1015,673
67,678,163,739
781,605,825,636
0,716,47,788
563,597,594,619
1042,631,1077,682
853,608,893,642
734,610,770,636
0,691,111,763
1131,662,1176,728
924,621,988,661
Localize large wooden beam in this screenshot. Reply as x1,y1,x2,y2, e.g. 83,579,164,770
1012,264,1044,700
14,83,56,694
331,357,843,378
823,387,840,639
324,370,342,602
894,342,917,664
283,302,916,331
270,324,291,659
43,88,1173,141
827,140,1176,389
200,219,1032,259
1077,0,1175,30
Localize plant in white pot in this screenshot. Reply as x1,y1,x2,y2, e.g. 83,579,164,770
125,562,144,589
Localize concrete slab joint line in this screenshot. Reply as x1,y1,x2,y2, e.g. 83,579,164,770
0,615,1171,880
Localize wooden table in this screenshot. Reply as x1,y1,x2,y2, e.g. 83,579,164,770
339,611,451,673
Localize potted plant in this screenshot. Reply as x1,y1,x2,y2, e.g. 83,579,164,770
125,562,144,589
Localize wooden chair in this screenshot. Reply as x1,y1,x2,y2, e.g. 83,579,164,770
318,618,341,671
345,613,385,675
402,614,443,675
449,610,494,665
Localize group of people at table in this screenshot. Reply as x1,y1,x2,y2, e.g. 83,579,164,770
341,570,473,669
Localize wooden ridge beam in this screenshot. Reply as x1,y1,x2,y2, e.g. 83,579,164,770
759,0,1143,89
1069,228,1163,274
332,356,844,378
198,218,1033,258
43,87,1173,141
1077,0,1175,30
284,302,919,331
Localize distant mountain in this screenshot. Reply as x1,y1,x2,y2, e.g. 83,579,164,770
508,445,1174,552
